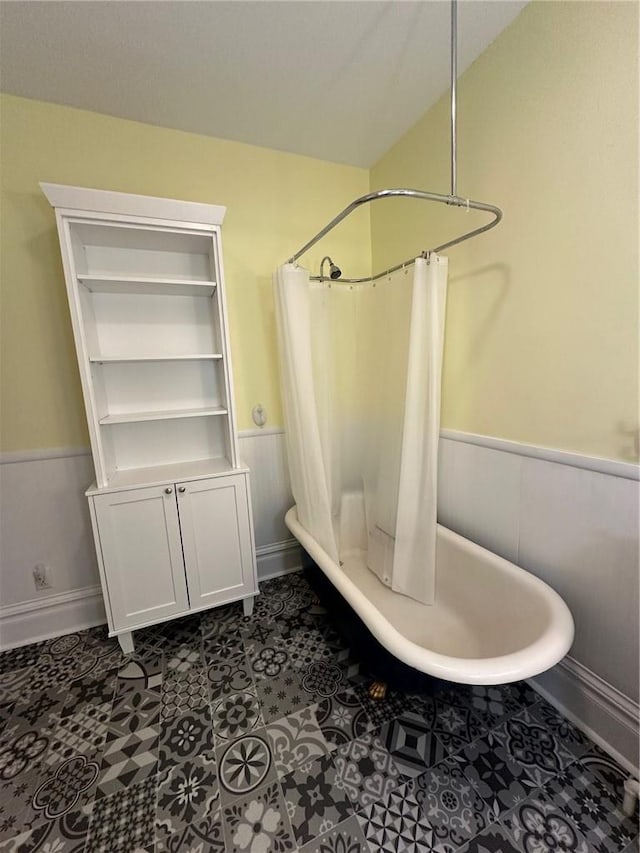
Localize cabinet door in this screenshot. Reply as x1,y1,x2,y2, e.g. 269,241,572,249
92,486,190,630
177,474,257,609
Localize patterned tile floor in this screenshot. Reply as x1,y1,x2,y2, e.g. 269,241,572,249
0,572,637,852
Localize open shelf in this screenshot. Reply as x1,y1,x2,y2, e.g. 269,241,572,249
99,406,228,425
101,415,231,473
82,289,221,359
78,274,217,297
89,354,224,363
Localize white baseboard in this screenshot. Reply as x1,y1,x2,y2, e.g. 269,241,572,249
0,585,106,651
256,539,302,581
529,655,640,775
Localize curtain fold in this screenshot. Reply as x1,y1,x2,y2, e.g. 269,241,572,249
273,264,339,563
274,256,448,604
392,255,448,603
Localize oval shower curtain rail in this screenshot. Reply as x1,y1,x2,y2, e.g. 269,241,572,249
286,189,502,284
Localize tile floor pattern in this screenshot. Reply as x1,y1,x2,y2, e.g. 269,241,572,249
0,572,637,853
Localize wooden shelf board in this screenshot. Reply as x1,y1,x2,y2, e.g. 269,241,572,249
89,354,224,363
99,406,228,425
78,274,216,297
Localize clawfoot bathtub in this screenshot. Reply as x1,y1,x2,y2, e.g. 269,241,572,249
285,506,574,686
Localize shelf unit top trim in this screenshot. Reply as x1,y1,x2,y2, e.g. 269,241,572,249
41,182,226,226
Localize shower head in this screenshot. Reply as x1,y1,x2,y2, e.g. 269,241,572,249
320,255,342,281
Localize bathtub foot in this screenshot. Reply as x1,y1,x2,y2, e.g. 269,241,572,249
623,777,639,817
368,680,388,701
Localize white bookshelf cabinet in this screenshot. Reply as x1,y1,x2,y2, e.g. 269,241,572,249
42,183,258,653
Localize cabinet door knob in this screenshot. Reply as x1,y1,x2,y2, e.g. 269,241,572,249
178,486,186,493
164,487,173,495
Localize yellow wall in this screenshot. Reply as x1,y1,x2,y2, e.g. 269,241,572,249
371,1,639,462
0,94,371,451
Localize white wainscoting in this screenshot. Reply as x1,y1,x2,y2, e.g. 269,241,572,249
437,433,639,702
239,428,301,579
0,449,100,608
1,429,638,769
238,428,294,547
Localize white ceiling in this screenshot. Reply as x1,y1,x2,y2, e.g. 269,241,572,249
0,1,527,168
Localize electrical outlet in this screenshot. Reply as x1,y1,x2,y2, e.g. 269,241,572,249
33,563,52,590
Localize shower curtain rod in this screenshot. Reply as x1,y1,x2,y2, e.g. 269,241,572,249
285,0,503,284
288,190,502,284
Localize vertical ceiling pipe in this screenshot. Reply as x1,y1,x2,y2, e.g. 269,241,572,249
450,0,458,199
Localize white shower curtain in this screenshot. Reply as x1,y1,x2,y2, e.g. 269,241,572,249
274,255,447,604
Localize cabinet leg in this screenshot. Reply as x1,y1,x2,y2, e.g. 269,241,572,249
118,631,135,655
243,597,254,617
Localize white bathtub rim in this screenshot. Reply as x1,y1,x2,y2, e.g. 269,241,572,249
285,506,575,685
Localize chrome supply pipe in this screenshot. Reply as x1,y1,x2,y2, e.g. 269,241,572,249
450,0,458,198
